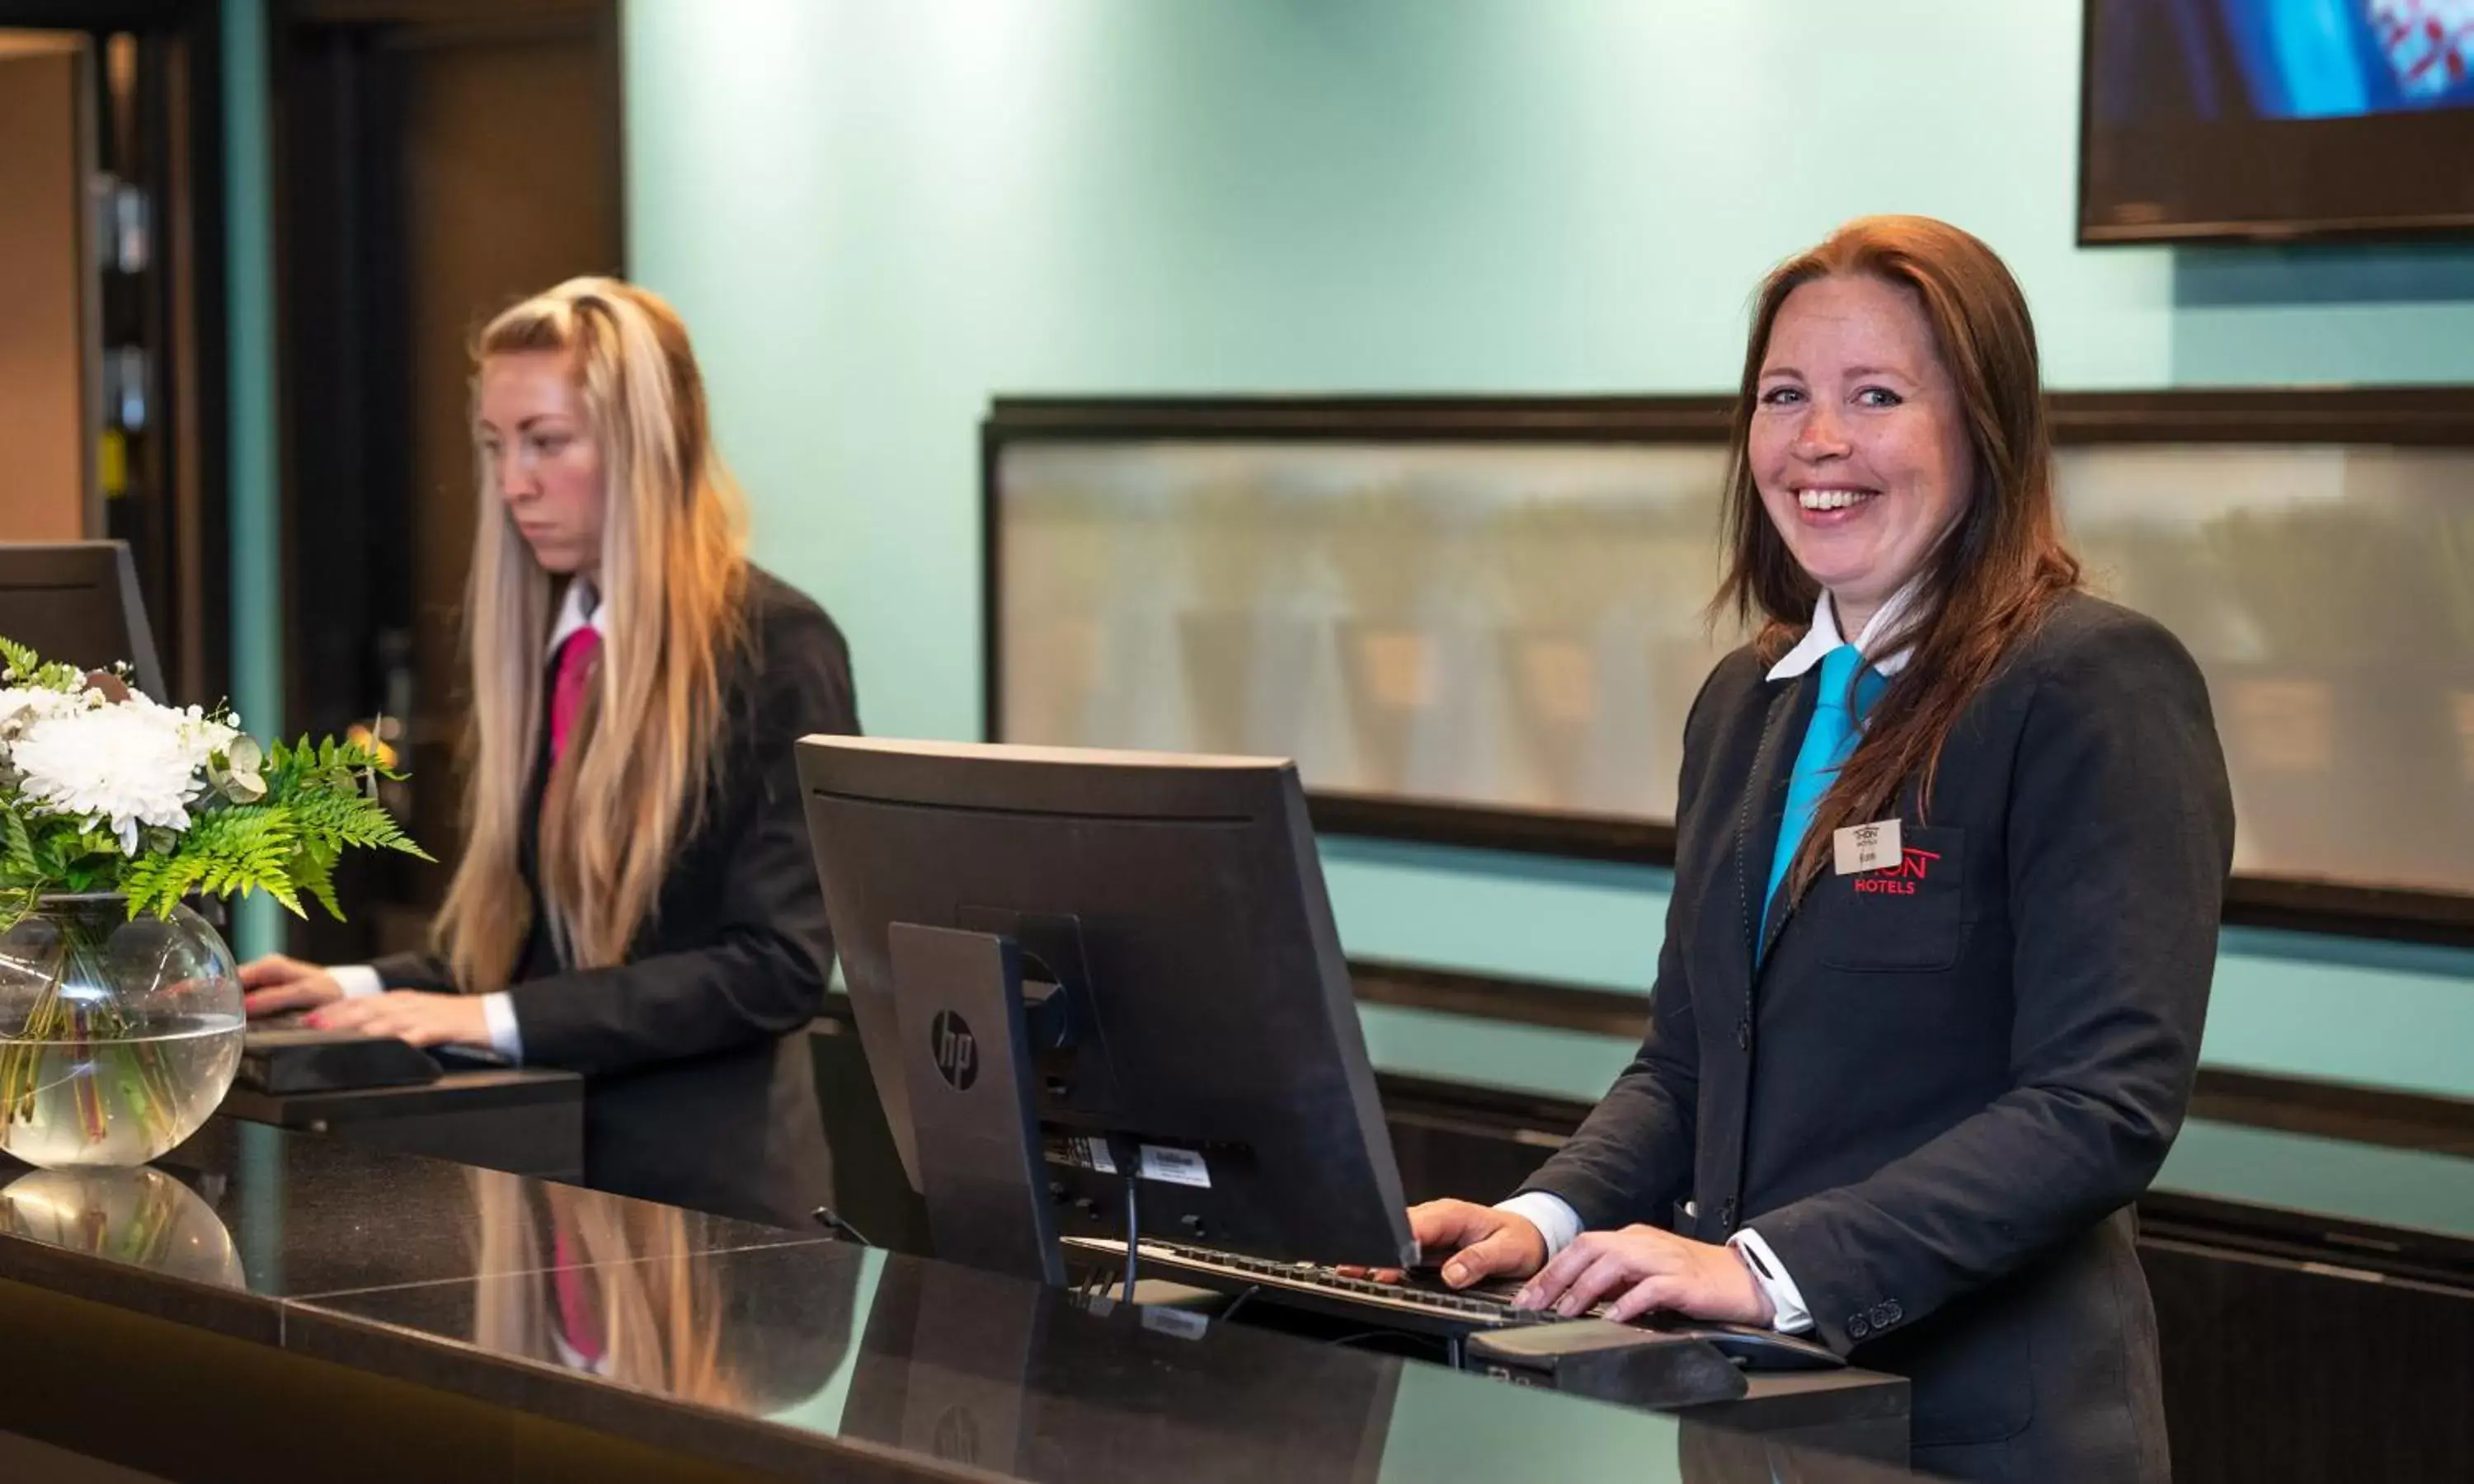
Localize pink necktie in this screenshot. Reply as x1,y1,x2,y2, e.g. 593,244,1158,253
549,627,602,763
550,1228,605,1364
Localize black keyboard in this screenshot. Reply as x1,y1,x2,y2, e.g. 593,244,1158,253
1067,1235,1577,1336
1067,1236,1846,1369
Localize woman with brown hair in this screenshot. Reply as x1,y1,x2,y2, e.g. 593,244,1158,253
1400,218,2232,1479
238,278,858,1228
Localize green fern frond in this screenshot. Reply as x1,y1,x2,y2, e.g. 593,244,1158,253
0,808,35,879
0,636,86,692
291,843,342,921
120,806,301,920
280,789,427,859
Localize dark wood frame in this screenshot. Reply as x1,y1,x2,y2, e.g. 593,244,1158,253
983,387,2474,948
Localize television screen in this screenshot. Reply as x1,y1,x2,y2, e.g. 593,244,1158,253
2081,0,2474,242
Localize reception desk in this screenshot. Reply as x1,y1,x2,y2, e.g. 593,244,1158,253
0,1117,1921,1483
219,1063,586,1181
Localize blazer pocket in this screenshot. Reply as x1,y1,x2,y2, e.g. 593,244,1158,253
1866,1284,2035,1449
1812,825,1967,973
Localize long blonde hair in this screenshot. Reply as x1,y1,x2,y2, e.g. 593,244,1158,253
465,1169,738,1404
435,277,749,991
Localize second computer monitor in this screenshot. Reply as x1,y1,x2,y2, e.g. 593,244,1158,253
0,541,166,698
797,737,1417,1272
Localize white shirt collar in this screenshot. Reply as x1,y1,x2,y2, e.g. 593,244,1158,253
1764,575,1925,682
546,578,604,657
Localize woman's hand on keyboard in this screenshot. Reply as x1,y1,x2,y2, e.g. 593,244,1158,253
239,955,345,1017
1513,1224,1775,1326
1336,1200,1546,1289
307,989,492,1050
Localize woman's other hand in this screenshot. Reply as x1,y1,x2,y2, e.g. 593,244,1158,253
238,955,345,1017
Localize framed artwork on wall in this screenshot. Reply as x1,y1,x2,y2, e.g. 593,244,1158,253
985,390,2474,945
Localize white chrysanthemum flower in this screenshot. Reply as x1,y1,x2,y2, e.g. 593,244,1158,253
0,686,81,733
10,695,238,853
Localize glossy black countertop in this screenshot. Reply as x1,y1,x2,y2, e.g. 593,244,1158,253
0,1118,1921,1483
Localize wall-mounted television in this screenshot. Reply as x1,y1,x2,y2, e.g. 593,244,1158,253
2081,0,2474,243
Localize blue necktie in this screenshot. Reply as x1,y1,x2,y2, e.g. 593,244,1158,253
1760,644,1886,947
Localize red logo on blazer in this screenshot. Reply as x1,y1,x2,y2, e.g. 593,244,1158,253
1854,847,1940,895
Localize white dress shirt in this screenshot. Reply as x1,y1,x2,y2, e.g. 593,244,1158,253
330,580,605,1061
1495,576,1927,1336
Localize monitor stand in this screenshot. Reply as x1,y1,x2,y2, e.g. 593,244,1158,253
887,922,1068,1287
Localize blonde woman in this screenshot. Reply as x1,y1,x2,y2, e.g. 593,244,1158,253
240,278,858,1228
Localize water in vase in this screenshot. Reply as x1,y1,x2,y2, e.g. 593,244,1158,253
0,1014,245,1167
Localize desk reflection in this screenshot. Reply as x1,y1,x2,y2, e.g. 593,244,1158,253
0,1123,1918,1481
459,1167,853,1412
841,1262,1395,1482
0,1164,242,1289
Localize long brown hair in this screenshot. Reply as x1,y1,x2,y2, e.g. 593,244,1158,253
1713,216,2080,901
465,1169,738,1404
434,278,749,991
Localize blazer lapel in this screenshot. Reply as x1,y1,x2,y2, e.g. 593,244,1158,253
1734,672,1814,978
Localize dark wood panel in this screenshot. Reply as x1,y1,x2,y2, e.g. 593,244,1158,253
2143,1237,2474,1484
2186,1068,2474,1159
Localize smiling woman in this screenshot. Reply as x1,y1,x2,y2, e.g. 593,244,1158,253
1746,275,1976,641
1394,217,2236,1483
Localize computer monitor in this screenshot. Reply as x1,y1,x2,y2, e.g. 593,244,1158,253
797,737,1416,1281
0,541,166,698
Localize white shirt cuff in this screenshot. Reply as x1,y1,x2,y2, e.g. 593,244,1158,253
331,964,384,999
481,992,524,1061
1729,1227,1815,1334
1493,1191,1584,1260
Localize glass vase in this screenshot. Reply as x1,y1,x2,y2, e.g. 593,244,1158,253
0,894,244,1167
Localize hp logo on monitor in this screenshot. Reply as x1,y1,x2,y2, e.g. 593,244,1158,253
930,1009,978,1091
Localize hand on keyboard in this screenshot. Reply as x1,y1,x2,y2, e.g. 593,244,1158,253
1517,1223,1775,1327
1336,1199,1547,1292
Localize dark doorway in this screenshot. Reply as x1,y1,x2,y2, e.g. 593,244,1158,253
270,0,621,963
0,0,231,711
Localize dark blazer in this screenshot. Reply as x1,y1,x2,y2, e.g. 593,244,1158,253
379,566,858,1229
1520,592,2233,1482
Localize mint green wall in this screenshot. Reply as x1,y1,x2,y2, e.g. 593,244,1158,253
624,0,2474,1098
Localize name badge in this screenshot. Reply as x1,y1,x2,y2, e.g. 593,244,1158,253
1833,819,1903,876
